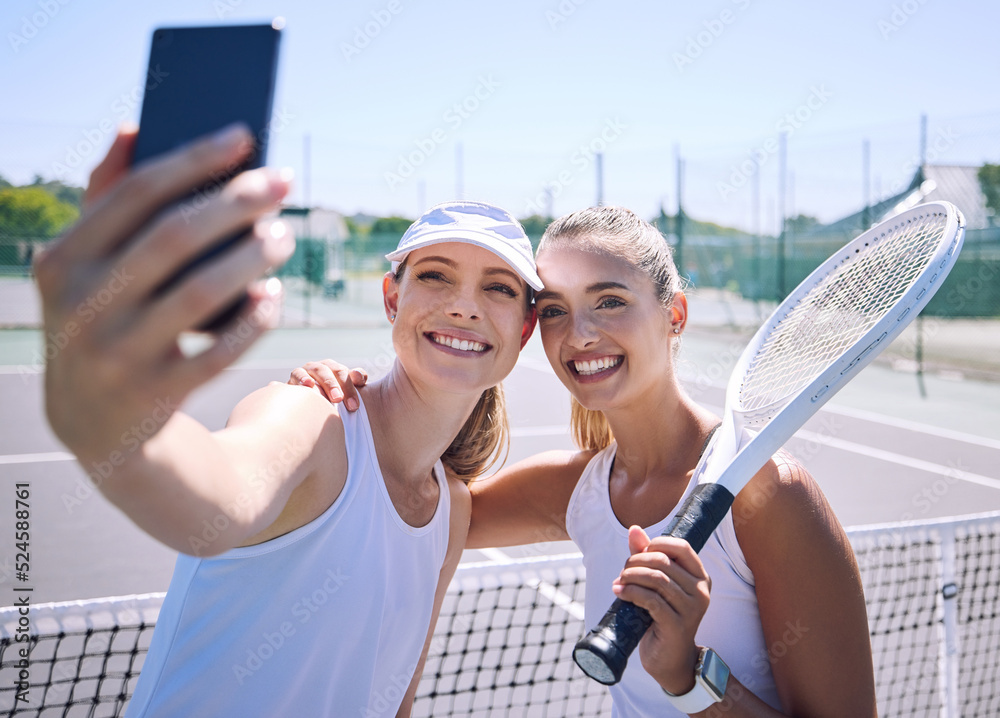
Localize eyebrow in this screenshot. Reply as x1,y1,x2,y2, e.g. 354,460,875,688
411,255,524,285
535,281,631,303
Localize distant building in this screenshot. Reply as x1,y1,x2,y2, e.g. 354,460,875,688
279,206,348,297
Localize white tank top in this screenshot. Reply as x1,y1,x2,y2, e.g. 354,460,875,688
566,443,781,716
126,398,451,718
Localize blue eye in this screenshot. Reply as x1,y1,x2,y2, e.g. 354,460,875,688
598,297,626,309
537,305,565,319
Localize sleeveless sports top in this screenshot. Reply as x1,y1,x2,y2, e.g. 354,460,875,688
566,443,782,716
126,397,451,717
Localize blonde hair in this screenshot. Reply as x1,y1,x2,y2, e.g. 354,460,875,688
539,206,682,452
442,384,510,479
570,396,613,451
392,260,517,481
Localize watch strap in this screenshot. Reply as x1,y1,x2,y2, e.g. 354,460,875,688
662,678,718,715
661,647,729,714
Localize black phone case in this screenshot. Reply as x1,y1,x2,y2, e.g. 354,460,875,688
132,23,282,331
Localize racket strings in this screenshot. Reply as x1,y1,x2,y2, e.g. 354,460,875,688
739,211,950,414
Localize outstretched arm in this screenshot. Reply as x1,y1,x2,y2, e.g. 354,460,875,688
35,125,346,555
467,450,591,548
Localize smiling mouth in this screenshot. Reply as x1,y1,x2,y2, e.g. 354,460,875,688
571,356,623,376
428,333,491,353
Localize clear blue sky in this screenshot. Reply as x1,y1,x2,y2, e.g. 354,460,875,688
3,0,998,233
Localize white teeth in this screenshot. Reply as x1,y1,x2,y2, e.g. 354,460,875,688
573,357,621,375
432,334,486,353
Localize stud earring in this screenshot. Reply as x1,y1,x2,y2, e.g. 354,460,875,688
673,328,680,334
390,313,396,322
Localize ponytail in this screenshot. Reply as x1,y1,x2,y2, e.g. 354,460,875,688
570,397,614,451
442,384,510,480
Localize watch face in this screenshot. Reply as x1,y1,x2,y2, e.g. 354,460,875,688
698,649,731,701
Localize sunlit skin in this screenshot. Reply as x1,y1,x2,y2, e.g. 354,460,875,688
534,245,682,418
385,243,533,403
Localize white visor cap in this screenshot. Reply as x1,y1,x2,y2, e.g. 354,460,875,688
385,200,543,291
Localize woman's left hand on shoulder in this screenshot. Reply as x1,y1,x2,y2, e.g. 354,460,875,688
288,359,367,409
611,526,710,695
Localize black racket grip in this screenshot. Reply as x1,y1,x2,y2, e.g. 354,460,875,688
572,483,736,685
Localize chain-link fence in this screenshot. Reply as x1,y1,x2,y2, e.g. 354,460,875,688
2,112,999,375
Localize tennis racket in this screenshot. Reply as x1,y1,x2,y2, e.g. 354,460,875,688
573,200,966,685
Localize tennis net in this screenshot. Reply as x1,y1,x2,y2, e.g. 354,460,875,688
2,512,999,717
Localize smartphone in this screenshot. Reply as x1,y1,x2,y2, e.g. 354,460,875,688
132,21,283,331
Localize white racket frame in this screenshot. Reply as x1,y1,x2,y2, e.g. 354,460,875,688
694,201,966,497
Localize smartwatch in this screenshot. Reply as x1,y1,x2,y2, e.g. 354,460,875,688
662,646,730,714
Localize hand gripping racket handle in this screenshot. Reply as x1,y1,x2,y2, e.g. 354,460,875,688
572,482,736,685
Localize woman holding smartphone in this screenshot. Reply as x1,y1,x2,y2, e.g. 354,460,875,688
35,125,540,717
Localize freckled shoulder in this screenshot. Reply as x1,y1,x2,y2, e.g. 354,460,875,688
732,447,849,573
732,450,816,529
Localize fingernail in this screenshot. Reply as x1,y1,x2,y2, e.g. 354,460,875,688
267,168,294,199
346,398,359,412
212,123,250,148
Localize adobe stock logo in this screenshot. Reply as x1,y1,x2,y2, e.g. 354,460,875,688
7,0,72,53
341,0,405,62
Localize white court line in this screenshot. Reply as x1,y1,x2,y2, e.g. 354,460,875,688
821,404,1000,451
681,373,1000,450
476,547,513,563
0,451,74,465
473,547,586,621
795,429,1000,491
695,400,1000,492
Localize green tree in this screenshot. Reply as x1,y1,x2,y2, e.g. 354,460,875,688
785,214,821,234
978,164,1000,223
366,215,415,257
370,216,414,236
344,216,368,238
0,186,79,240
39,179,84,209
518,214,551,249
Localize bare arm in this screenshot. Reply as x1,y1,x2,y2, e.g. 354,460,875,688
467,449,592,549
100,382,346,555
397,475,472,717
34,124,335,556
734,454,877,717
